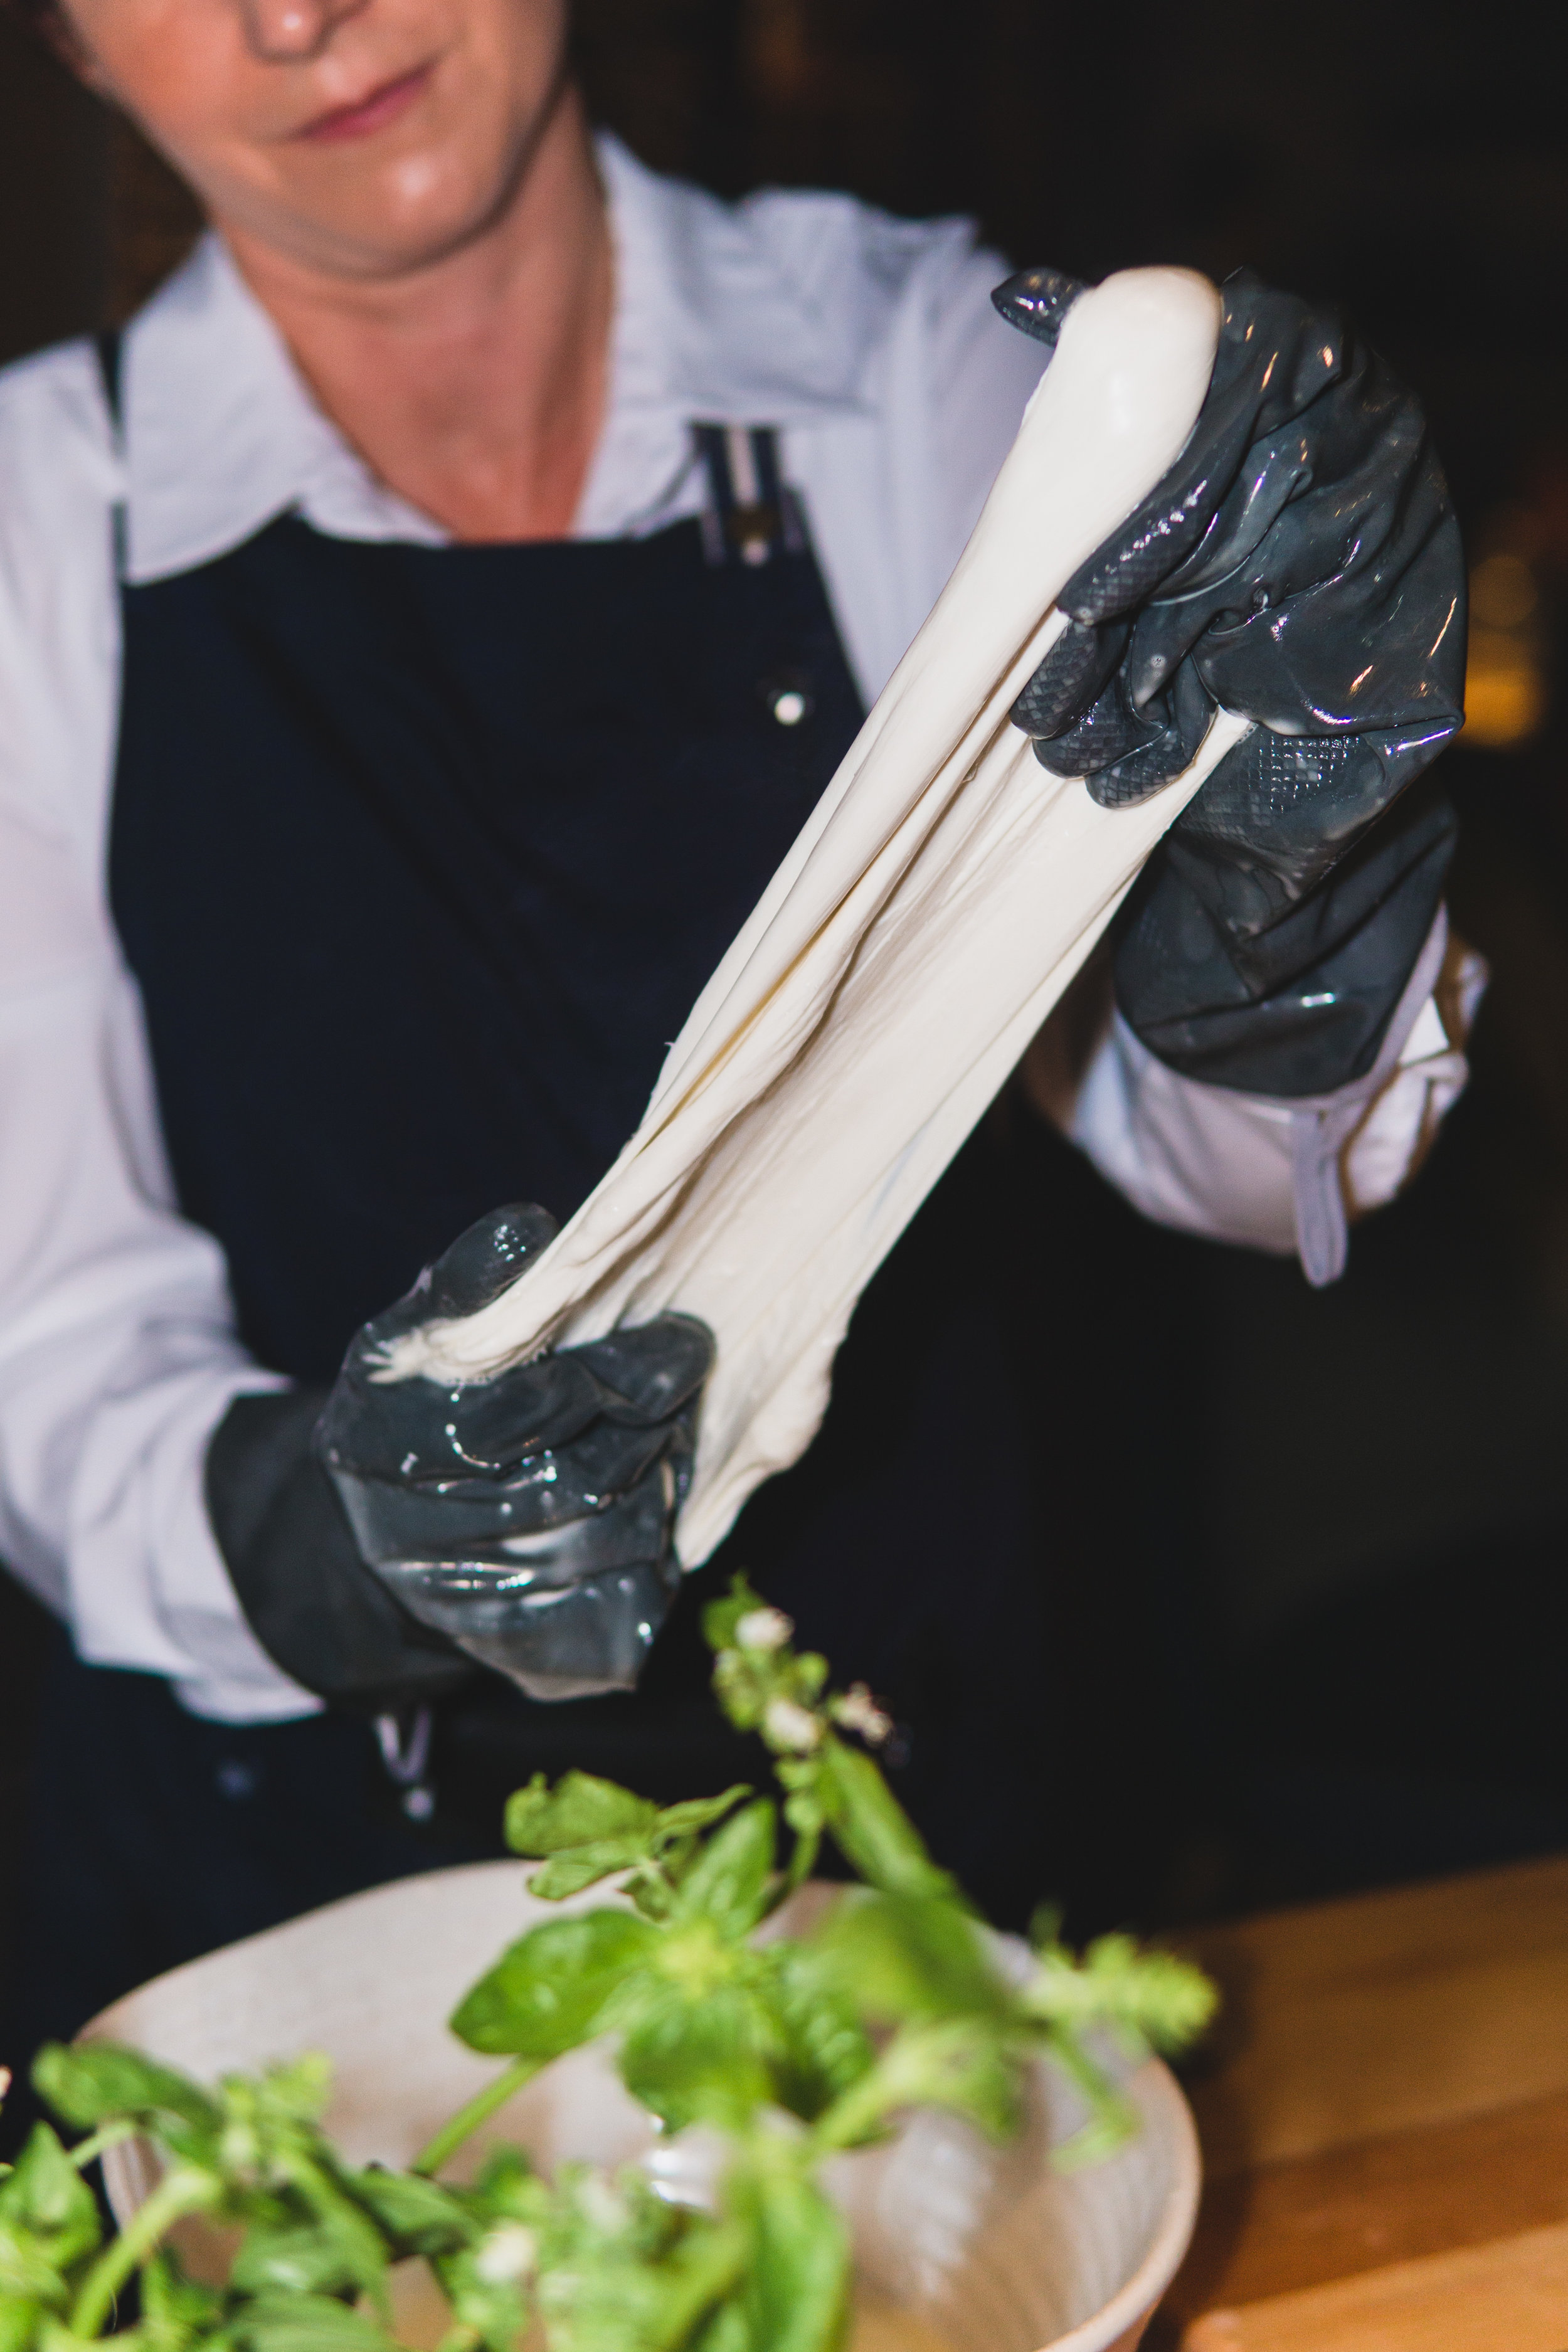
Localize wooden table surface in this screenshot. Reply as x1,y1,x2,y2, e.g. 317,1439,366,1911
1147,1853,1568,2349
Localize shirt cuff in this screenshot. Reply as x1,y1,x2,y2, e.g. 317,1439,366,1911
1276,909,1467,1285
164,1375,326,1723
1339,935,1488,1222
1067,911,1482,1285
70,1363,323,1724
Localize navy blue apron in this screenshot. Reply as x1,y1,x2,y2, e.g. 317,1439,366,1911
2,382,1212,2127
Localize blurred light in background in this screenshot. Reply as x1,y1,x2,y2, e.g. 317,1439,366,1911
1465,548,1548,750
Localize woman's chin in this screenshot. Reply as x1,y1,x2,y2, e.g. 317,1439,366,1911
220,164,507,283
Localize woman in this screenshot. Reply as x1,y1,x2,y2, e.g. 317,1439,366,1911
0,0,1471,2070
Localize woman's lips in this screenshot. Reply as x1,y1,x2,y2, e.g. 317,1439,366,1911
297,63,432,142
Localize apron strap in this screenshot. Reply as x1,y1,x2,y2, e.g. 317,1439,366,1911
95,328,125,432
95,327,129,583
692,423,807,568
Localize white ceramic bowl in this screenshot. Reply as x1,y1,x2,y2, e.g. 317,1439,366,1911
82,1862,1199,2352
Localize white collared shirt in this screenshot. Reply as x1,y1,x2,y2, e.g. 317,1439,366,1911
0,134,1472,1720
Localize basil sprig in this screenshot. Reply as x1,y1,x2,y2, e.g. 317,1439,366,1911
1,1582,1215,2352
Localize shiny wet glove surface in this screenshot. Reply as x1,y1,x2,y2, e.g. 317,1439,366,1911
996,265,1465,1094
209,1206,712,1709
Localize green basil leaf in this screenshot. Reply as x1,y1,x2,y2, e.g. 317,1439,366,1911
758,1946,874,2123
221,2289,395,2352
526,1837,654,1901
813,2016,1020,2152
459,2146,544,2225
615,1984,775,2133
529,2169,738,2352
730,2150,850,2352
1075,1935,1219,2053
0,2222,77,2316
228,2220,378,2301
0,2126,101,2272
31,2045,220,2153
650,1787,753,1848
812,1891,1005,2025
0,2292,45,2352
450,1909,658,2057
668,1801,776,1942
248,2057,333,2128
434,2240,532,2352
689,2297,750,2352
638,2215,750,2352
0,2234,65,2316
504,1772,659,1857
881,2020,1019,2143
140,2249,225,2350
344,2165,470,2257
815,1740,955,1902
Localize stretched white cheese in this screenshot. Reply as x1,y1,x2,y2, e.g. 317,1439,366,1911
386,266,1248,1568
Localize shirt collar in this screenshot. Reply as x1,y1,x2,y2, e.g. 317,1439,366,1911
594,134,887,421
122,134,877,585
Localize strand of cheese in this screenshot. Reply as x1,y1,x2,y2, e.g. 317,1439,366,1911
384,266,1247,1569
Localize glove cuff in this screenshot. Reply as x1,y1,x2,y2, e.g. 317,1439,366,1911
206,1389,474,1715
1115,792,1457,1095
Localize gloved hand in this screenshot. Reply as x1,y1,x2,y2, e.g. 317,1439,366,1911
994,265,1465,1094
208,1205,713,1709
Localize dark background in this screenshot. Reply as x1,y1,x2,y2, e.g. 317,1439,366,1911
4,0,1568,1986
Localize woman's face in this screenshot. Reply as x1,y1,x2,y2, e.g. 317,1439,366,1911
56,0,572,278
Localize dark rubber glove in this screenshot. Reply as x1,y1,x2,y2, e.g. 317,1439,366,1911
994,265,1465,1095
208,1206,712,1708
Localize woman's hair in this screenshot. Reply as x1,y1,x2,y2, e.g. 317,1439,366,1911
6,0,102,83
4,0,69,46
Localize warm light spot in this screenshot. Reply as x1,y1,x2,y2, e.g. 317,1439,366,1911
1464,549,1547,748
1465,628,1547,748
1470,551,1538,630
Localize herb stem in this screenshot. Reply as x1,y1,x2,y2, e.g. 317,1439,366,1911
808,2058,903,2156
68,2120,139,2171
649,2222,750,2351
436,2326,483,2352
68,2167,217,2338
412,2057,540,2178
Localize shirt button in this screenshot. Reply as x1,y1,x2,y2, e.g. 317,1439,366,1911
761,670,815,728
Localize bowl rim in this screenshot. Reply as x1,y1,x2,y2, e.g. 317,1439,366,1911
83,1860,1204,2351
1042,2058,1201,2352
